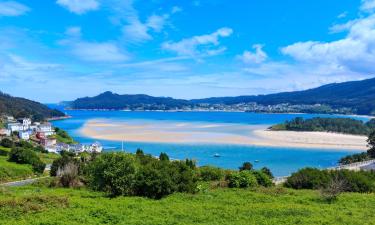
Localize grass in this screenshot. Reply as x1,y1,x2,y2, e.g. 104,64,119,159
1,185,375,225
0,155,34,183
37,152,60,164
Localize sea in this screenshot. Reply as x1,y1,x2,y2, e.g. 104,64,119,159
48,105,369,177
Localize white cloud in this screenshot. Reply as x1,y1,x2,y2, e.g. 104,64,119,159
361,0,375,12
0,1,29,16
162,27,233,57
281,14,375,74
171,6,182,14
56,0,99,14
237,44,268,64
61,27,129,62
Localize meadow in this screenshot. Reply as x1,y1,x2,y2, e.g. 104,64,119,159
1,184,375,225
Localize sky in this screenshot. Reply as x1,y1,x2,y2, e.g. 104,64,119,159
0,0,375,102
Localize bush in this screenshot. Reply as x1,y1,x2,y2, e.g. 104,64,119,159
252,171,273,187
16,140,33,148
8,147,45,173
261,167,274,179
284,168,330,190
50,156,80,177
227,170,258,188
198,166,224,181
1,138,13,148
239,162,253,171
333,170,375,193
0,148,9,156
56,162,82,188
85,153,138,196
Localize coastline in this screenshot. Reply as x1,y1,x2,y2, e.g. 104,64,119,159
47,115,72,121
79,119,367,151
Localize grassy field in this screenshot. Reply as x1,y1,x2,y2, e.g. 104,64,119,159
0,155,34,183
37,152,60,164
1,185,375,225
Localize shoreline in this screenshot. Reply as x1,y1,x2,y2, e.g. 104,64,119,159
79,119,368,151
63,108,374,118
47,115,72,121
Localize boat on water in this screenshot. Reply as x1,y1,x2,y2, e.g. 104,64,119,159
213,153,221,158
255,160,260,163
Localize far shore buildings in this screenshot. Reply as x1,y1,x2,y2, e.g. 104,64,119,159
1,114,102,154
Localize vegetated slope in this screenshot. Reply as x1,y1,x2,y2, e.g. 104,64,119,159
0,92,65,120
69,78,375,115
0,153,34,183
1,186,375,224
192,77,375,115
70,91,190,110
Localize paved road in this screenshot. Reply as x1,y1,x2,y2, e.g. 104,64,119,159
0,176,49,187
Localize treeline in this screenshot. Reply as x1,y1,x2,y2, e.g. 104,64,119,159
49,150,274,199
339,130,375,164
1,138,47,173
0,92,65,121
271,117,375,135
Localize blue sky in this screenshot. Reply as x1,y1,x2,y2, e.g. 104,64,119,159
0,0,374,102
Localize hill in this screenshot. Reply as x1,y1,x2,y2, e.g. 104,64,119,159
0,92,65,120
1,185,375,224
68,77,375,115
192,77,375,115
69,91,190,110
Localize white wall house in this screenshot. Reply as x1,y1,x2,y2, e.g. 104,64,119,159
0,129,11,136
7,123,24,132
19,131,30,140
37,123,54,136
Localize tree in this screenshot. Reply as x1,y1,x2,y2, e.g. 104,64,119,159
261,167,274,179
85,153,138,196
136,148,144,156
159,152,170,161
239,162,253,171
1,138,13,148
227,171,258,188
50,155,80,176
367,130,375,158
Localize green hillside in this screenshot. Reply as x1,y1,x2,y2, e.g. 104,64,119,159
1,185,375,225
0,92,65,120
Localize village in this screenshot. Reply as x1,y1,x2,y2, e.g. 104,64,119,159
0,115,102,154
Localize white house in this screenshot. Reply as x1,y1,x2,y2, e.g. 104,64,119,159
37,123,54,136
7,123,24,132
19,131,30,140
17,118,32,130
89,142,103,153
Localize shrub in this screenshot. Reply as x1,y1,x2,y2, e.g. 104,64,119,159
50,156,80,177
16,140,33,149
0,148,9,156
1,138,13,148
320,175,347,203
332,170,375,193
56,162,82,188
252,171,273,187
159,152,170,161
198,166,224,181
8,147,45,173
261,167,274,179
239,162,253,171
85,153,138,196
284,168,330,190
227,170,258,188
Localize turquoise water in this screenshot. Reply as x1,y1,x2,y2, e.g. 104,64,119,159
49,106,367,177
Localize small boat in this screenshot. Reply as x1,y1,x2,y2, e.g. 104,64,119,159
213,153,221,158
254,160,260,163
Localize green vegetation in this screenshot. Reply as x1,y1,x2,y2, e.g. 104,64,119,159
271,117,374,135
0,155,34,183
1,185,375,224
0,91,65,120
8,147,46,174
285,167,375,193
53,127,75,144
339,129,375,164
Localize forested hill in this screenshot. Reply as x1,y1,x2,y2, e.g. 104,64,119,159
69,91,190,110
192,77,375,115
69,78,375,115
0,92,65,120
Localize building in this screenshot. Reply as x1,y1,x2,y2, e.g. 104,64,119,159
40,137,57,147
7,123,24,132
19,131,30,140
17,118,31,126
0,128,11,136
37,123,54,136
89,142,103,153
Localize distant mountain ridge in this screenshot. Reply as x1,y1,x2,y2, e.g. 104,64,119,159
0,92,65,120
68,77,375,115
